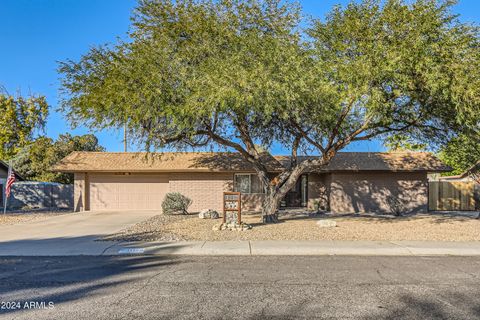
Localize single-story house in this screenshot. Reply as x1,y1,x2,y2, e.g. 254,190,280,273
0,160,25,207
52,151,450,214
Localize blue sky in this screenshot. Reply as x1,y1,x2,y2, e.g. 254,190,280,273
1,0,479,153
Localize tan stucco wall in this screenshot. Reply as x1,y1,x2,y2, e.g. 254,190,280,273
74,171,429,214
73,172,85,212
329,172,428,214
307,173,329,211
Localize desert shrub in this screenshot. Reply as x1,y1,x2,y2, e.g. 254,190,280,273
162,192,192,215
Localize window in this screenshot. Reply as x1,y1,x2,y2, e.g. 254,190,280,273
234,174,264,194
234,174,250,193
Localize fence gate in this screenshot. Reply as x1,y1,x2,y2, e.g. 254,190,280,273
429,181,476,211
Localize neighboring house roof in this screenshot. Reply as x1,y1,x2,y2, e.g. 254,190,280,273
438,175,470,181
439,159,480,181
52,151,450,173
466,160,480,175
0,160,25,181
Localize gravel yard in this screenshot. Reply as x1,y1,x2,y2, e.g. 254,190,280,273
103,211,480,242
0,210,72,225
102,214,194,241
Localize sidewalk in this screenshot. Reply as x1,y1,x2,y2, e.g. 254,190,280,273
104,240,480,256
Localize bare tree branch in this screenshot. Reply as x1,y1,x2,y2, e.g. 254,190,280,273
326,97,356,151
291,135,302,168
290,119,325,154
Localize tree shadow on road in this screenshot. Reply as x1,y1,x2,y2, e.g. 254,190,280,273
244,288,480,319
359,293,480,320
0,236,189,315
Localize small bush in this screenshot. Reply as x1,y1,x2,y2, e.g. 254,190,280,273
162,192,192,215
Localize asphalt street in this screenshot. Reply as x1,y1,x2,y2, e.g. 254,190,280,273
0,255,479,319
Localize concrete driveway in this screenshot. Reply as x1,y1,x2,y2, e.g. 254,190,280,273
0,210,159,256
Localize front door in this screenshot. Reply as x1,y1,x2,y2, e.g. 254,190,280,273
281,174,308,207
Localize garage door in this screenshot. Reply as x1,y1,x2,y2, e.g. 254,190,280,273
89,174,169,210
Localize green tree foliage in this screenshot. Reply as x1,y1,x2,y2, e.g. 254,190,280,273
383,135,427,151
438,134,480,176
13,134,105,184
0,93,49,159
59,0,480,221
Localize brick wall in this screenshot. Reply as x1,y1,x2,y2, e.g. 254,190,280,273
169,172,233,212
241,194,264,212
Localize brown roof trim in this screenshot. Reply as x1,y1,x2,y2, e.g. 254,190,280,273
57,169,265,173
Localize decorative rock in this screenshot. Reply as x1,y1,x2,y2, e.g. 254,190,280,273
199,209,220,219
198,209,209,219
316,219,337,228
213,222,252,231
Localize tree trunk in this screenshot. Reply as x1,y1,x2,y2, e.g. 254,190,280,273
261,168,304,223
262,193,281,223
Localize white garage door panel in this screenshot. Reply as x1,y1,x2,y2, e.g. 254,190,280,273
90,175,169,210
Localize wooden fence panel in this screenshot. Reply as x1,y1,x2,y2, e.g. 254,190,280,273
428,182,438,211
429,181,475,211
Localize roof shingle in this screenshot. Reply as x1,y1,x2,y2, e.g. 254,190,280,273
274,152,451,172
52,151,450,173
52,152,284,173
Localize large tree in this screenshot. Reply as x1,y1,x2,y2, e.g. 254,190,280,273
437,133,480,176
59,0,480,222
13,134,105,184
0,92,49,159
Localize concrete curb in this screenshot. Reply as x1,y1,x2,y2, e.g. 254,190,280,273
102,240,480,257
1,239,480,257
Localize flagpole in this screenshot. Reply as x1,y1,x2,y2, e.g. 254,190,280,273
2,188,6,214
3,164,9,215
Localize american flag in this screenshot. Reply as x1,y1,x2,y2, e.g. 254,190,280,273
5,165,15,199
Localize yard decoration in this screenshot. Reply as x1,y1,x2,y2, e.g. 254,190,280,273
223,192,241,225
59,0,480,223
213,192,251,231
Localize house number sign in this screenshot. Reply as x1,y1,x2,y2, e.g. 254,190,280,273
223,192,242,225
